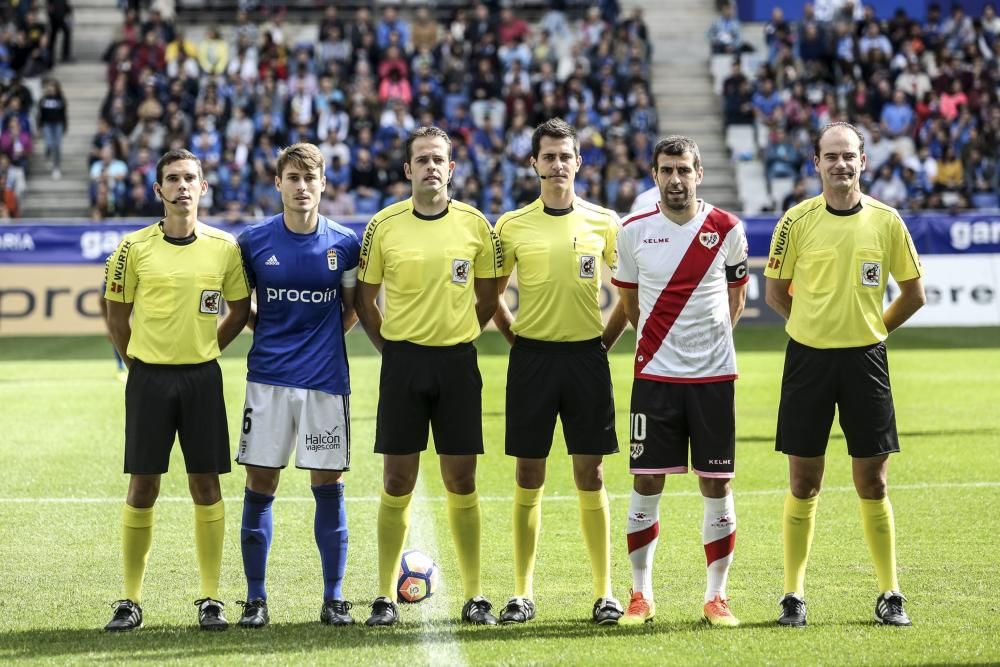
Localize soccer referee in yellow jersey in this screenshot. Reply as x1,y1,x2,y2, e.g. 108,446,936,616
355,126,502,627
764,122,926,628
493,118,624,625
103,149,251,632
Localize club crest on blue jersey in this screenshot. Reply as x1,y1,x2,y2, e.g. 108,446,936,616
327,248,338,271
452,259,471,284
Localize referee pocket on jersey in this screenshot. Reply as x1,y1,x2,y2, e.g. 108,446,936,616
392,256,425,294
796,249,837,295
853,249,885,290
196,274,224,316
516,246,550,284
143,273,175,318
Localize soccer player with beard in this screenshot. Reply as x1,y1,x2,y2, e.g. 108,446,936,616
356,126,502,627
612,136,749,627
233,143,361,628
765,122,925,627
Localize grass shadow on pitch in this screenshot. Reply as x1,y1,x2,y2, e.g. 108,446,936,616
0,618,715,660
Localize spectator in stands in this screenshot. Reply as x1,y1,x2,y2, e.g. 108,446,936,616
47,0,72,63
938,78,968,122
880,90,915,139
0,153,23,216
869,163,907,207
376,4,410,52
781,178,809,210
198,28,229,76
0,115,30,170
895,58,933,101
708,2,744,54
38,76,66,179
752,78,783,125
858,22,893,62
865,125,893,172
934,144,964,191
764,128,802,181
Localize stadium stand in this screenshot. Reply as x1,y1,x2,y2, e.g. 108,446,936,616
62,1,657,221
712,1,1000,214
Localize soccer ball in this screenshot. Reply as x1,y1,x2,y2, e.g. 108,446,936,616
397,549,440,603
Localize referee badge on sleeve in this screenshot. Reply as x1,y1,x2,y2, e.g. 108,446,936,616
452,259,471,284
861,261,881,286
580,255,596,278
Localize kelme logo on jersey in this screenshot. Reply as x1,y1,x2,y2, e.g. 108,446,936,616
699,231,720,249
200,290,221,314
265,287,338,303
327,248,338,271
861,261,881,286
580,255,596,278
452,259,471,284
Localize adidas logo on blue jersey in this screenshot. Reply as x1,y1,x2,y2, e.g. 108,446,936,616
265,255,280,266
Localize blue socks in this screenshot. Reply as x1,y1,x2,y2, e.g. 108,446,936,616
240,487,275,601
312,482,348,602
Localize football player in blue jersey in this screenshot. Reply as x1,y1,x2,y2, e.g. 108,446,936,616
234,143,361,628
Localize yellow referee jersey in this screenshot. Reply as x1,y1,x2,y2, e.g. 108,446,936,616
496,198,619,342
764,194,923,348
104,221,250,364
358,198,502,346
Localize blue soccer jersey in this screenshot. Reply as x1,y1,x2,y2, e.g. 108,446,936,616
238,214,360,395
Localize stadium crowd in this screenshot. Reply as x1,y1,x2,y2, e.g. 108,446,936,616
0,0,71,217
716,0,1000,211
88,2,654,220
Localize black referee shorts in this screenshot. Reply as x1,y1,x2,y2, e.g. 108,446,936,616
775,338,900,459
124,359,232,474
505,336,618,459
374,340,484,456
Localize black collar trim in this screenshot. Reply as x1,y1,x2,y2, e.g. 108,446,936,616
825,200,863,216
412,202,450,220
543,204,574,216
159,220,197,245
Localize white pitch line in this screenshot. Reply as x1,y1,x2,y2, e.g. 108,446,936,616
1,480,998,504
408,478,466,667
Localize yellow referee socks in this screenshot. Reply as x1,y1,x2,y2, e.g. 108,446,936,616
513,484,543,599
783,492,819,596
860,496,900,594
193,500,225,600
578,487,612,599
446,490,482,600
122,504,154,603
377,490,413,600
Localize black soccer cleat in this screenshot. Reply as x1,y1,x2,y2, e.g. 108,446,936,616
195,598,229,631
321,599,355,626
461,596,498,625
875,592,912,626
592,596,624,625
236,599,269,628
365,596,399,627
105,599,143,632
777,593,807,627
499,596,537,625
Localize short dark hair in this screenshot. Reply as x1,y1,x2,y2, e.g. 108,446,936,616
155,149,203,185
405,126,452,162
276,142,325,179
652,135,702,171
813,121,866,157
531,117,578,158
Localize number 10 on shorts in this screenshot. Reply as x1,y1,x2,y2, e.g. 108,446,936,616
631,413,647,442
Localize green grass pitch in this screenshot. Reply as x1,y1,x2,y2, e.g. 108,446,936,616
0,327,998,665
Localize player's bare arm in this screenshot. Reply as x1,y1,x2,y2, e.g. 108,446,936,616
492,275,516,345
105,299,134,369
355,280,386,352
883,276,926,333
474,277,499,330
246,292,258,331
341,284,359,332
618,286,639,329
217,297,251,350
601,301,629,351
729,283,748,326
765,277,793,320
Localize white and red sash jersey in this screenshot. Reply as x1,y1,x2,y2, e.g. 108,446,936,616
612,201,749,383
